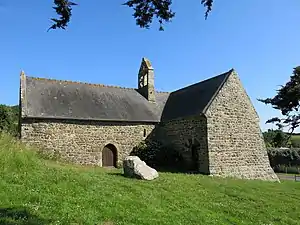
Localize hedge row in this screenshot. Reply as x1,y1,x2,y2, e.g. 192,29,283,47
267,148,300,174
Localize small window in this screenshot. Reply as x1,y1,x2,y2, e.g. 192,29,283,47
143,129,147,137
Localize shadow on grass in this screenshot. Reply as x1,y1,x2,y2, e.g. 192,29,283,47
107,172,126,177
107,167,199,179
154,167,195,174
0,207,50,225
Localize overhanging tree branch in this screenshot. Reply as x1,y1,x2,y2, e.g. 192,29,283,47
258,66,300,134
49,0,214,31
49,0,77,31
201,0,214,19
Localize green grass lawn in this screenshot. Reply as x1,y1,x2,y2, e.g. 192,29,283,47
0,134,300,225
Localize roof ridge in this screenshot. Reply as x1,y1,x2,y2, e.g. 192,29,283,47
27,76,136,90
170,69,233,94
27,76,171,93
156,91,170,93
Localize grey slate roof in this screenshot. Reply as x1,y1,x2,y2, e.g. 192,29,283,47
22,69,233,122
160,69,233,121
24,77,169,122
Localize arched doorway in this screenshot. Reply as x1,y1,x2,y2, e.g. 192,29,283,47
102,144,117,167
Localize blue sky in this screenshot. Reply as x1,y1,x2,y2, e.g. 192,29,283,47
0,0,299,131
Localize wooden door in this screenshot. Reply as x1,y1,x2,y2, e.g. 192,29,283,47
102,145,116,167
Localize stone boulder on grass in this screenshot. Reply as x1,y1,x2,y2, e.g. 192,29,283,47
123,156,159,181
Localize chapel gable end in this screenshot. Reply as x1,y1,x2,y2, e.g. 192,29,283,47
204,70,259,120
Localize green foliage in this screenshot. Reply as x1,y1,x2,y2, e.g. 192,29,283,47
259,67,300,133
267,148,300,174
0,104,19,137
130,140,185,171
0,133,42,172
273,165,300,174
130,140,161,166
263,129,290,148
0,134,300,224
50,0,214,31
290,135,300,148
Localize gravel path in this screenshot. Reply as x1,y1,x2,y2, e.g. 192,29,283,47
277,173,300,181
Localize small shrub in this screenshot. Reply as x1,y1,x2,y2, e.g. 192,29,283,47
130,140,185,171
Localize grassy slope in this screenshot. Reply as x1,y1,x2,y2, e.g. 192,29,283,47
0,134,300,225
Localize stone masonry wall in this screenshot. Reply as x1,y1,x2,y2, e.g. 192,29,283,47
205,71,279,181
153,115,209,173
21,118,155,167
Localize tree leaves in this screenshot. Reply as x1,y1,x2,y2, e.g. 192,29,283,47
48,0,77,31
48,0,214,31
201,0,214,20
259,67,300,133
123,0,175,31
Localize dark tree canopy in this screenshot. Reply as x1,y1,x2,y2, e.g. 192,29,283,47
259,67,300,133
49,0,214,31
49,0,77,30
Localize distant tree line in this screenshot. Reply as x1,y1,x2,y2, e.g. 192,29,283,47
262,129,300,174
263,129,290,148
263,129,300,148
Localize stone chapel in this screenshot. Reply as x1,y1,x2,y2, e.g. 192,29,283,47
19,58,279,181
